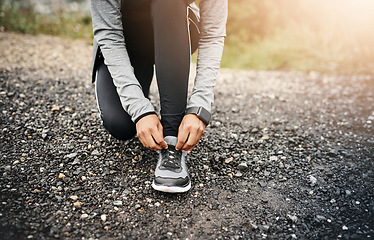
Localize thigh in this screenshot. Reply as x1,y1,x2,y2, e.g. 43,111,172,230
122,2,155,97
122,0,151,11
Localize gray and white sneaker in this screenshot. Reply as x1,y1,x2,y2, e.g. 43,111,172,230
152,136,191,193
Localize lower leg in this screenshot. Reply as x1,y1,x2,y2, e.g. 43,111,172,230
151,0,190,137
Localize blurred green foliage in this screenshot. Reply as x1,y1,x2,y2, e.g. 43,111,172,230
1,0,373,74
0,0,92,39
223,0,374,74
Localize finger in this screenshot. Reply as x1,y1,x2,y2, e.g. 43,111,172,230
137,132,148,149
140,131,160,151
148,135,163,151
159,139,168,149
176,128,189,150
146,125,165,151
147,126,166,151
181,131,198,152
182,127,204,152
152,127,167,149
142,135,154,150
152,134,168,150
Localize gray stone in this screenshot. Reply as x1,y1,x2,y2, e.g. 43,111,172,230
258,181,267,187
235,172,243,177
65,152,77,159
309,175,317,185
91,149,100,155
287,214,298,222
269,156,278,161
237,162,248,170
113,200,123,206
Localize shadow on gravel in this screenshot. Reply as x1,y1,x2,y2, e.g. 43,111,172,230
1,60,373,238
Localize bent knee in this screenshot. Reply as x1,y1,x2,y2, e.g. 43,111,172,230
101,113,136,141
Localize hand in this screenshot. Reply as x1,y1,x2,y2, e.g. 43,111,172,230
176,114,206,152
136,114,168,151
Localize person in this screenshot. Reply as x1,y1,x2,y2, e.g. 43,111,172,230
90,0,227,193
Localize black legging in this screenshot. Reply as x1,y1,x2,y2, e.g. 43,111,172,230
95,0,198,140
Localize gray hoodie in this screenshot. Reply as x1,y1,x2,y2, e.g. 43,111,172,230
91,0,228,122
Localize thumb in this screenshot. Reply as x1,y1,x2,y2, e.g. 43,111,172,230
157,121,168,149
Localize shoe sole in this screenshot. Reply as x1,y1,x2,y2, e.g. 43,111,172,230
152,181,191,193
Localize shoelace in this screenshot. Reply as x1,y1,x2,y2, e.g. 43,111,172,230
161,146,182,169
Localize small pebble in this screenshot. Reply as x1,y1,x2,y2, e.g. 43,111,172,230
51,105,60,112
237,162,248,170
225,157,233,164
269,156,278,161
309,175,317,185
316,215,326,221
91,149,100,155
113,200,123,206
287,214,298,222
65,152,77,158
258,181,267,187
235,172,243,177
73,202,82,207
69,195,78,201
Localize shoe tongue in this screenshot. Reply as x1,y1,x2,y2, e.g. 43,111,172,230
164,136,177,146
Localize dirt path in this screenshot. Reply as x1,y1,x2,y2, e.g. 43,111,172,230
1,32,373,239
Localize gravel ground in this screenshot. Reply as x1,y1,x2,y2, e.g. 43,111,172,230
0,32,373,240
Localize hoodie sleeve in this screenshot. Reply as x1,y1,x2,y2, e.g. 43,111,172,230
91,0,155,122
186,0,228,114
